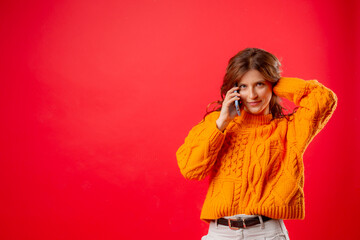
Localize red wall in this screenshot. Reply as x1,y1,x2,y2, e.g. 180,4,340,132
0,0,359,239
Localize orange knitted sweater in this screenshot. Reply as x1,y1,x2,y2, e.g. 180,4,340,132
176,77,337,222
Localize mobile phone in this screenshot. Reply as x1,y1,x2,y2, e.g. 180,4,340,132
234,83,241,116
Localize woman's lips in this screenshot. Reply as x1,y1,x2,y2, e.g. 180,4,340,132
247,101,261,106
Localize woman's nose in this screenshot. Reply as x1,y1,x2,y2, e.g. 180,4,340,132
249,88,258,99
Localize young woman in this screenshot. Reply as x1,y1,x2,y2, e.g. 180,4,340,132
176,48,337,239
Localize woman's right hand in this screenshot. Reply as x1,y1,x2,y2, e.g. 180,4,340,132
216,86,241,132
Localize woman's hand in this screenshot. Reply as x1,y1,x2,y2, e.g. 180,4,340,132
216,86,241,132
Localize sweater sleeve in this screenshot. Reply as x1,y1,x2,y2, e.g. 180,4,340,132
176,111,226,180
273,77,338,152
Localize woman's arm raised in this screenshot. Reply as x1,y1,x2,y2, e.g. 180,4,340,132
273,77,338,152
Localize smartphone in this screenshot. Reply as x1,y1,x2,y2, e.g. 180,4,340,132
234,83,241,116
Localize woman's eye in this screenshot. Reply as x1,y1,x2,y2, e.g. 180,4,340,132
257,82,265,86
239,85,246,88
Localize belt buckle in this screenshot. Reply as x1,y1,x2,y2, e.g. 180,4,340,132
227,218,245,230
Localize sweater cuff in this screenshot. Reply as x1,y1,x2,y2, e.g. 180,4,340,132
209,121,226,153
202,118,226,157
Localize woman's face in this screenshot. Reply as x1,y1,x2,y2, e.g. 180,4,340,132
237,69,273,115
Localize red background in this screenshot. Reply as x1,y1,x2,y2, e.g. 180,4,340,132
0,0,359,239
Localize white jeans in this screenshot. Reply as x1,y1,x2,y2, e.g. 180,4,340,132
201,215,290,240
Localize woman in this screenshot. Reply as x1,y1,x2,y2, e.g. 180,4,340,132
176,48,337,239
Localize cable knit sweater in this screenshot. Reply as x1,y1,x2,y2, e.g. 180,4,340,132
176,77,337,222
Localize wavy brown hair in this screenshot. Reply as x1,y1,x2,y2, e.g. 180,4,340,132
206,48,294,120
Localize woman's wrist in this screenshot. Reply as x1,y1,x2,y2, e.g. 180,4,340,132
216,117,229,132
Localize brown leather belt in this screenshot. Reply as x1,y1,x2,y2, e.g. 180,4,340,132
216,216,272,230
